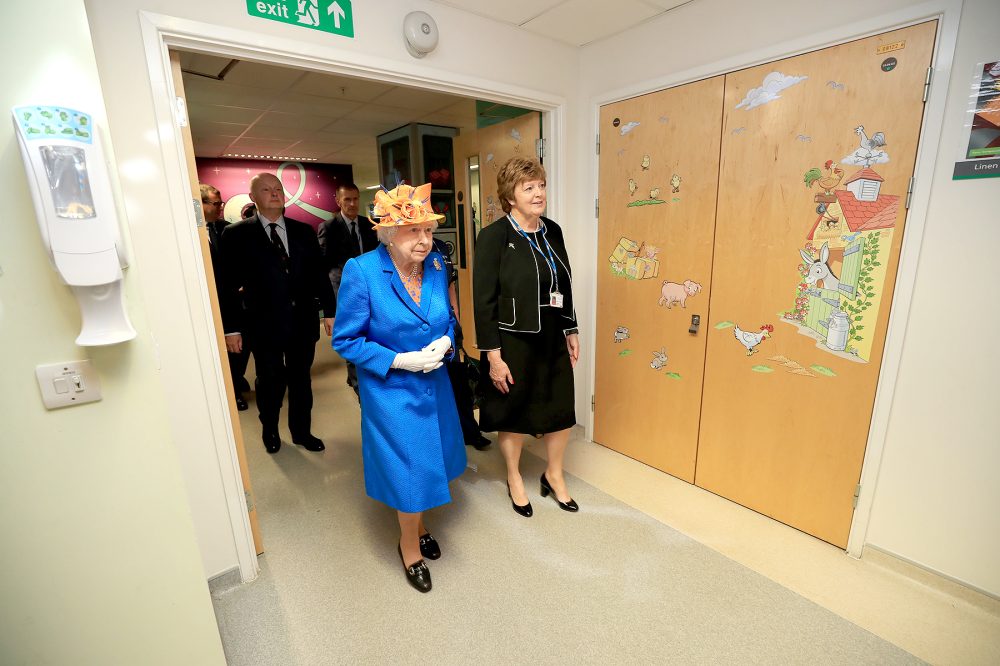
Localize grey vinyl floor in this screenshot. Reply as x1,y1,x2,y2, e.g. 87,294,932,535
210,344,922,665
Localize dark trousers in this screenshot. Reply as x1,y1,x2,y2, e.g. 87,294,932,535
228,344,251,392
253,339,316,437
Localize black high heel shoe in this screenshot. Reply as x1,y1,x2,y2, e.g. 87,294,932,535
398,544,432,593
418,532,441,560
507,481,533,517
540,472,579,512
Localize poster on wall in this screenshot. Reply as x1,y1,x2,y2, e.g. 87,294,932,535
195,158,353,229
953,60,1000,180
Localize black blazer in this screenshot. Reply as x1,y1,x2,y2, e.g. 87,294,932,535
473,215,577,350
317,212,379,274
220,215,336,346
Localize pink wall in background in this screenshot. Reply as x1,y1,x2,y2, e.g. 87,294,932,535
195,158,354,230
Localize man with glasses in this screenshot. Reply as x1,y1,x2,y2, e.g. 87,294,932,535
317,182,378,397
201,183,250,411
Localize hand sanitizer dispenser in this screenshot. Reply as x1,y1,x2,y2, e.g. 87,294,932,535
13,105,136,345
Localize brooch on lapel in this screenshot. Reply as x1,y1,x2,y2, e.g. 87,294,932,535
433,258,442,271
508,242,515,249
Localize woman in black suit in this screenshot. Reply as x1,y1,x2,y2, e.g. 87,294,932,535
473,157,580,517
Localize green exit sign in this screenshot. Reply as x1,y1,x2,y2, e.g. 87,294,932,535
246,0,354,38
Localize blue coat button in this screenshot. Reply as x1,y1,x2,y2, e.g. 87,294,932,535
421,323,429,331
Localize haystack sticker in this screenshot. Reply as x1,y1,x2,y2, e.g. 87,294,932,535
783,125,901,363
609,237,660,280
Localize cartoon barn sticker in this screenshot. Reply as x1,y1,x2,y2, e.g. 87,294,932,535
782,125,900,363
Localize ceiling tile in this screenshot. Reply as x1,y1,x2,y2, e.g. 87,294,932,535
281,141,352,158
429,0,566,25
179,52,236,77
370,86,465,113
181,77,273,109
522,0,661,46
220,60,307,91
291,72,395,102
269,92,361,119
644,0,690,9
254,111,332,131
228,138,300,153
190,120,249,137
187,103,263,125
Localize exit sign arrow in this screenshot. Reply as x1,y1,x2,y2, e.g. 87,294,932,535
328,1,345,29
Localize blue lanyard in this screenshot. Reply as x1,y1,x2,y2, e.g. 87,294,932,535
508,214,559,292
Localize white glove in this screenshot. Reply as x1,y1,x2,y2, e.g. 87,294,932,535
391,350,443,373
422,335,452,357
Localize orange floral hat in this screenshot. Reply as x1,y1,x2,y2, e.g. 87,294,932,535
371,183,444,227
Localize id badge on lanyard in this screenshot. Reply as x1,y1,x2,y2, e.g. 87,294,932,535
549,291,564,308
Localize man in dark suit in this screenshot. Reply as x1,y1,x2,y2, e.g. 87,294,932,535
201,183,249,411
220,173,336,454
316,182,378,396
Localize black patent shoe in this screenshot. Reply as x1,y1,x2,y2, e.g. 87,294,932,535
540,473,579,512
398,545,432,593
507,482,533,517
419,533,441,560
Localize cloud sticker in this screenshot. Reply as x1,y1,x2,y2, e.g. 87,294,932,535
736,72,808,110
619,121,640,135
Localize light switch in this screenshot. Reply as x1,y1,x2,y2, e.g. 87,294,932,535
36,361,102,409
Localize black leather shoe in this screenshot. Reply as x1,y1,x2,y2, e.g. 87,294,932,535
507,482,533,517
398,544,432,593
540,473,579,512
235,394,248,411
418,533,441,560
465,434,491,451
292,433,325,452
262,429,281,454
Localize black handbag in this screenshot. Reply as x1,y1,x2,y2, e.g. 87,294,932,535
459,347,484,409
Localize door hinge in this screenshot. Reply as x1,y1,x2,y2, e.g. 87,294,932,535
193,198,205,228
596,134,600,156
591,394,595,412
595,197,599,218
536,138,545,160
922,66,932,103
852,483,862,509
175,96,189,128
905,176,915,209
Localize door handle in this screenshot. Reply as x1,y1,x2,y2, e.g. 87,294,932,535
689,314,701,335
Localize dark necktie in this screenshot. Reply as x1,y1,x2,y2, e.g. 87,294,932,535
268,223,289,273
349,220,361,257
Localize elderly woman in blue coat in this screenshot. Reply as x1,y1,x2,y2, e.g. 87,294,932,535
332,183,466,593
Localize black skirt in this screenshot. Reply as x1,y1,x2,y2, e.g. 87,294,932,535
479,307,576,434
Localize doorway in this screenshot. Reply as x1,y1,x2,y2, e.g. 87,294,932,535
157,34,560,581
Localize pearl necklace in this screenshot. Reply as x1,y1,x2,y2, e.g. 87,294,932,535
389,252,423,303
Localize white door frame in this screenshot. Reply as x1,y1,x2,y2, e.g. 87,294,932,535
136,11,567,583
583,0,963,556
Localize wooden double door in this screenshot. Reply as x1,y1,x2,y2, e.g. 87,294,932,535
594,22,936,547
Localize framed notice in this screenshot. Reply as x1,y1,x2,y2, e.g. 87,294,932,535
953,60,1000,180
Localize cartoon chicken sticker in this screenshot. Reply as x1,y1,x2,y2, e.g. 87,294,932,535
734,324,773,356
641,154,651,170
649,187,661,200
628,178,638,197
670,174,682,193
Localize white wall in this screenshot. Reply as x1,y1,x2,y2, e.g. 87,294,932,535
864,0,1000,596
81,0,581,579
0,1,226,663
580,0,1000,597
